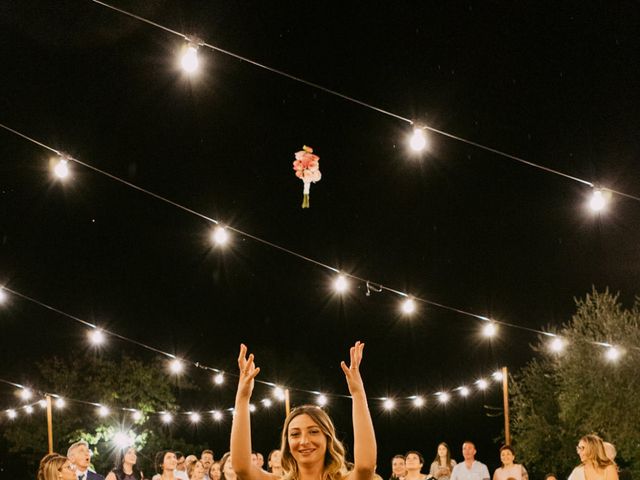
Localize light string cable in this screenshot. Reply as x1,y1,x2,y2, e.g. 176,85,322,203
2,121,638,361
86,0,640,204
0,122,566,339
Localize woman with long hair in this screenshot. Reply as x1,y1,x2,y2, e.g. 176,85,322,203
210,462,222,480
187,460,206,480
569,435,618,480
429,444,456,480
492,446,527,480
404,451,428,480
38,454,77,480
106,447,144,480
220,452,237,480
230,341,376,480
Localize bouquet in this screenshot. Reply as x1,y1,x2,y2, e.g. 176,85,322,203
292,145,322,208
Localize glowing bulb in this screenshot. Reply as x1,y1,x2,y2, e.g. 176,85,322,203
161,412,173,424
54,158,70,179
38,399,47,409
438,392,450,403
212,226,229,246
132,410,143,421
492,371,504,381
605,346,621,362
20,388,33,401
249,404,256,413
169,359,184,374
409,128,427,152
55,398,65,409
181,44,199,73
7,409,17,419
0,288,7,304
114,431,134,448
549,337,565,353
383,398,395,410
214,373,224,385
97,405,110,417
401,297,416,315
89,329,105,346
316,394,328,407
482,322,497,337
459,387,470,397
412,396,425,407
476,379,488,390
333,274,348,293
589,188,607,212
190,412,201,423
262,398,273,408
212,410,223,421
273,387,286,401
25,405,34,414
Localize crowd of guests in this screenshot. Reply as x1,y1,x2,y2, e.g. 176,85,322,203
35,344,622,480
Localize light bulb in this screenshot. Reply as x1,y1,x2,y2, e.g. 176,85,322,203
605,346,621,362
181,45,199,73
476,379,488,390
114,431,134,448
262,398,272,408
316,394,328,407
401,297,416,315
273,387,286,401
589,189,606,212
249,404,256,412
54,157,70,179
25,405,34,414
132,410,143,421
212,226,229,246
169,359,184,374
55,398,65,409
482,322,497,337
161,412,173,424
459,387,470,397
0,288,7,304
492,370,504,381
38,399,47,409
412,396,425,407
89,329,105,346
7,409,17,419
333,274,348,293
383,398,395,410
213,373,224,385
20,388,33,401
549,337,565,353
190,412,201,423
97,405,110,417
212,410,223,421
438,392,450,403
409,128,427,152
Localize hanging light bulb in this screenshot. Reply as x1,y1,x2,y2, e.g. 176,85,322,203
549,336,565,353
213,373,224,385
589,188,607,212
476,379,488,390
113,431,134,449
53,155,71,180
261,398,273,408
97,405,110,417
161,412,173,424
273,386,286,401
0,287,7,304
383,398,395,410
25,405,34,414
38,399,47,409
7,409,17,419
412,396,425,407
249,403,256,413
180,41,200,74
492,370,504,381
438,392,451,403
401,297,416,315
605,346,622,362
316,394,328,407
482,322,497,337
190,412,202,423
212,226,229,246
459,386,470,397
20,388,33,401
89,329,105,346
212,410,223,421
55,398,65,409
409,127,427,152
333,274,348,293
132,410,143,421
169,358,184,374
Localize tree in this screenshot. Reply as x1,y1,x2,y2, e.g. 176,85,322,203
511,289,640,479
2,353,207,475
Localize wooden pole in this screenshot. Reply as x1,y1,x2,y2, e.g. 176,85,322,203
502,366,510,445
46,395,54,454
285,389,291,418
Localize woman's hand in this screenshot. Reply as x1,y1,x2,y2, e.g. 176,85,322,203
237,344,260,399
341,341,366,396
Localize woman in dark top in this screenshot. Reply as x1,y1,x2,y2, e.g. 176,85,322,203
106,447,144,480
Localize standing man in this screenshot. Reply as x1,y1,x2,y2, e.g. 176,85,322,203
450,442,489,480
201,450,214,480
67,441,104,480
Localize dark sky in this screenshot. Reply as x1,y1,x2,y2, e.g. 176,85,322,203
1,0,639,476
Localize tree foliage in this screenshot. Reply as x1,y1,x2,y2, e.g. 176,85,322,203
511,290,640,479
2,354,207,475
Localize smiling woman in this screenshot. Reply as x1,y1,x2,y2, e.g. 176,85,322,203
231,342,377,480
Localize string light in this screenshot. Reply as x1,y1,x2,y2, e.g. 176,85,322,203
401,297,417,315
412,396,425,407
437,392,450,403
482,322,497,337
409,127,427,152
211,226,229,246
605,346,622,362
549,336,565,353
492,370,504,381
25,405,34,414
97,405,110,417
7,409,17,419
459,386,470,397
89,329,105,346
113,431,134,448
316,394,328,407
0,287,7,304
476,379,488,390
273,386,286,401
38,399,47,409
180,40,201,74
589,188,607,212
383,398,395,410
169,359,184,374
249,403,256,413
189,412,201,423
261,398,272,408
333,274,349,293
20,388,33,401
212,410,223,421
161,412,173,424
55,398,65,409
132,410,143,421
213,373,224,385
53,155,71,180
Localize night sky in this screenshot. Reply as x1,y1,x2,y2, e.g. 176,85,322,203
1,0,639,477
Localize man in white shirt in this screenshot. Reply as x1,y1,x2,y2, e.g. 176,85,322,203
450,441,490,480
202,450,214,480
